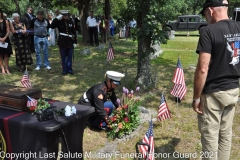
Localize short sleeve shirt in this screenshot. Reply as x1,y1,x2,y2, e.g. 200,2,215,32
196,20,240,94
86,16,98,27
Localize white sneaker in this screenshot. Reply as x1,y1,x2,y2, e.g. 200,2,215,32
35,66,40,70
45,66,51,70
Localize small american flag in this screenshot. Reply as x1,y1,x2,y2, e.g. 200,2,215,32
140,120,154,160
26,95,38,107
158,93,172,121
107,42,114,61
170,58,187,100
21,69,32,88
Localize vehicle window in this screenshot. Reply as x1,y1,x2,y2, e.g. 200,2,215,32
189,18,196,22
179,18,187,22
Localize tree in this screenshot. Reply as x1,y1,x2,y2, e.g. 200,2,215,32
123,0,168,88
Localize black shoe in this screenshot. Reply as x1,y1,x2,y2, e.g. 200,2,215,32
68,72,73,75
62,72,67,76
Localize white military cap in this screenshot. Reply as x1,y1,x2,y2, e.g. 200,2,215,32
106,71,125,85
60,10,69,15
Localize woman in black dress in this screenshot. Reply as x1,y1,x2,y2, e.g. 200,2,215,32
0,9,12,74
10,13,33,71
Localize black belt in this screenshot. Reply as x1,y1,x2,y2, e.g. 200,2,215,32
34,35,46,38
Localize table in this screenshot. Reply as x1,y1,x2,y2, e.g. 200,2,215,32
0,101,95,160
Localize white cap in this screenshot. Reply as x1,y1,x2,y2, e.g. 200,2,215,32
60,10,69,15
106,71,125,85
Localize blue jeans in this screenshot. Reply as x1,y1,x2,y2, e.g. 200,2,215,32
110,28,114,36
59,47,73,74
34,36,50,67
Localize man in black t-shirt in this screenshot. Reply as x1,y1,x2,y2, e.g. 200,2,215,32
192,0,240,159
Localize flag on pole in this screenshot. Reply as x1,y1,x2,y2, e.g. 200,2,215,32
158,93,172,121
21,69,32,88
107,42,114,61
170,58,187,100
140,120,154,160
26,95,38,107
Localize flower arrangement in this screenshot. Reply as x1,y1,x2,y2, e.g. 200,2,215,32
107,87,141,139
26,98,51,114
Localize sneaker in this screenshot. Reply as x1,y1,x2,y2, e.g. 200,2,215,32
45,66,51,70
35,66,40,71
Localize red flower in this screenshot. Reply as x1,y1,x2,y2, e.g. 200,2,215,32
124,117,129,122
123,104,128,109
29,106,36,111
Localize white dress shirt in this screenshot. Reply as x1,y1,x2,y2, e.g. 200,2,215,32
86,16,99,27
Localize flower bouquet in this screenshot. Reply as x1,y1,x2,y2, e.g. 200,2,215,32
107,87,141,139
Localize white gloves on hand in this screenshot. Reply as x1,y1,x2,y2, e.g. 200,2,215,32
73,44,77,48
56,14,63,20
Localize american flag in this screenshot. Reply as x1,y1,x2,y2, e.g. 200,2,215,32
158,93,172,121
26,95,38,107
170,58,187,100
140,120,154,160
21,69,32,88
107,42,114,61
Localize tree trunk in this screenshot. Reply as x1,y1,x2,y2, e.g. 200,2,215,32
105,0,110,19
136,0,153,88
79,0,90,43
14,0,21,17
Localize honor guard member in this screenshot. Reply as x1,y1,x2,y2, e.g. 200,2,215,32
78,71,125,130
50,10,77,75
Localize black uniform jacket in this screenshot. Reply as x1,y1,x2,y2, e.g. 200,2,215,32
50,18,77,47
78,81,118,118
21,13,36,29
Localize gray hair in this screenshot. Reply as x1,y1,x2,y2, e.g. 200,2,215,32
12,13,20,19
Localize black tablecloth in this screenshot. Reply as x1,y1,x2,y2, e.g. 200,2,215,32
0,101,95,160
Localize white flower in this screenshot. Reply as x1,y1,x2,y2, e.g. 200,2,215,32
65,105,72,116
71,106,76,114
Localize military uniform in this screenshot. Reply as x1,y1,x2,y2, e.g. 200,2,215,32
50,10,77,75
78,71,125,129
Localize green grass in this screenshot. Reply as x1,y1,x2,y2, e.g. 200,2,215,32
1,34,240,160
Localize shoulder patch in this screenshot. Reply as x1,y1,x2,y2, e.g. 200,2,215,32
98,94,103,99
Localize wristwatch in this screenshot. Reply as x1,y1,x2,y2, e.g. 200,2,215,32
193,98,200,103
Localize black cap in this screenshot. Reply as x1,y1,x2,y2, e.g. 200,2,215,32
199,0,229,15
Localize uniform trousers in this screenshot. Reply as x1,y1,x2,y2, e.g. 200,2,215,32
198,88,239,160
88,26,99,46
59,47,73,74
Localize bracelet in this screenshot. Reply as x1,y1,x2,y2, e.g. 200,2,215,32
193,98,200,103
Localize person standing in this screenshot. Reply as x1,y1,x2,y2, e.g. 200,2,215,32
192,0,240,160
86,11,100,46
47,13,55,46
0,9,12,74
109,17,115,37
50,10,77,75
78,71,125,130
54,9,60,42
21,7,35,52
10,13,33,71
30,10,51,71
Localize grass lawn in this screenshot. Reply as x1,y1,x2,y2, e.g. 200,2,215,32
1,34,240,160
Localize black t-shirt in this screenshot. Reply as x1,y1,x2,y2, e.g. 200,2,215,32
196,19,240,94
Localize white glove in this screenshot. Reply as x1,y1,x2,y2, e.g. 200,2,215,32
73,44,77,48
56,14,63,20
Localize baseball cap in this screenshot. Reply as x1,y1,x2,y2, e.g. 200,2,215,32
199,0,229,15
